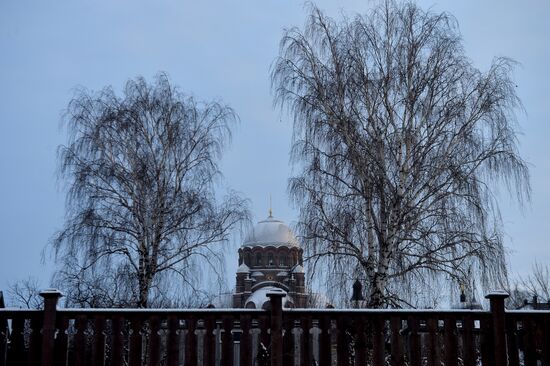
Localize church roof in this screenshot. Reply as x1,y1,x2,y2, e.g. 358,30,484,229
242,215,300,248
236,263,250,273
292,264,305,273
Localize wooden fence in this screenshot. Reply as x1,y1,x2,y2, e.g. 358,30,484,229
1,290,549,366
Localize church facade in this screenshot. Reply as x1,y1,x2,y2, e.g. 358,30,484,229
232,213,308,308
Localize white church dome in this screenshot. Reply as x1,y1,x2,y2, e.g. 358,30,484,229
292,264,305,273
242,215,300,248
236,263,250,273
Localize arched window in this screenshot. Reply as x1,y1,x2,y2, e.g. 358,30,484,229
256,253,262,266
280,256,286,266
268,253,274,266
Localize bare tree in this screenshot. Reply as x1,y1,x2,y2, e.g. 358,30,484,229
272,2,529,307
520,262,550,300
7,277,42,309
508,262,550,308
53,73,249,307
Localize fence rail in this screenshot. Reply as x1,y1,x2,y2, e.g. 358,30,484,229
1,291,549,365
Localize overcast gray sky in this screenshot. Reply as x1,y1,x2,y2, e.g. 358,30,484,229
1,0,549,297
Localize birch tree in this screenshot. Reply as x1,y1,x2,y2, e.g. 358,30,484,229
53,74,249,307
271,2,529,307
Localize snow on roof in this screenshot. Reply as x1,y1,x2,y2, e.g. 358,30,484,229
236,263,250,273
242,216,300,248
292,264,305,273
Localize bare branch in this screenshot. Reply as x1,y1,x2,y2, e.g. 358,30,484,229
272,2,529,308
52,73,250,307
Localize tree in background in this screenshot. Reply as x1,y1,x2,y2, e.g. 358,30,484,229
53,74,249,307
7,277,42,309
272,1,529,307
508,262,550,309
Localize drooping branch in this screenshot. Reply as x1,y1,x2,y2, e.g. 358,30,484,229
272,2,529,307
53,73,250,307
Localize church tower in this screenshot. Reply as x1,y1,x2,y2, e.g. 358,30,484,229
233,213,308,308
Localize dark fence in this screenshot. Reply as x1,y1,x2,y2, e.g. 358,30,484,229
1,290,549,366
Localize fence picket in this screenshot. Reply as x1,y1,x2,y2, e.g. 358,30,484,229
166,315,179,366
354,315,366,366
543,318,550,366
54,316,69,366
220,316,232,366
479,317,492,366
74,315,86,366
336,315,349,366
128,315,142,366
185,316,196,366
111,315,124,366
302,316,312,366
409,316,421,366
462,316,475,366
148,315,161,365
92,315,105,366
318,316,331,366
444,315,457,366
522,316,537,366
373,316,384,366
505,317,519,366
28,315,42,366
390,316,404,366
0,312,6,366
426,318,439,366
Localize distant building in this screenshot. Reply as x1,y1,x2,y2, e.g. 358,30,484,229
516,295,550,310
232,213,308,308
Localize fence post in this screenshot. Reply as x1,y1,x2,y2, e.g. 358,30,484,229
0,291,6,366
485,290,509,366
267,291,286,366
39,289,62,366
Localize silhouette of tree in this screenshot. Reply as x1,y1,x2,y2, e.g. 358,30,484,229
53,73,249,307
272,2,529,307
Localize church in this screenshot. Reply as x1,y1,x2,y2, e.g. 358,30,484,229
232,211,309,308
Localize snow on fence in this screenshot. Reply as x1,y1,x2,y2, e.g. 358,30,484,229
0,291,549,366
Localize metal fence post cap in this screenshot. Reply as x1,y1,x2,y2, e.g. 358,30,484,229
39,289,63,299
485,290,509,299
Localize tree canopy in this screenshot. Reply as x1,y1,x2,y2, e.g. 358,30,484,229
272,1,529,307
53,74,249,307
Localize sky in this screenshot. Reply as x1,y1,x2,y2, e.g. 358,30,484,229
1,0,549,302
